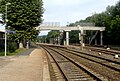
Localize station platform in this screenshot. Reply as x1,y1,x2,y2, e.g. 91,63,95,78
0,48,50,81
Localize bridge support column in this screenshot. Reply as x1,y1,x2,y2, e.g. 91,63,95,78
64,40,66,45
80,29,84,50
66,31,69,45
100,31,103,45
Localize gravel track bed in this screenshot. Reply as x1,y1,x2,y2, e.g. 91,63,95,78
60,48,120,70
84,46,120,56
52,47,120,81
44,47,99,81
67,47,120,63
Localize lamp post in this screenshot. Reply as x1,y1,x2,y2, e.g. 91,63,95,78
5,3,11,56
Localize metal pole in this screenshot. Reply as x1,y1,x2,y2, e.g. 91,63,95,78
80,29,84,50
100,31,103,45
80,35,83,50
5,3,11,56
66,31,69,45
5,4,7,56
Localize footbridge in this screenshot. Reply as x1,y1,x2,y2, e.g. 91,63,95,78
36,26,105,31
36,22,105,48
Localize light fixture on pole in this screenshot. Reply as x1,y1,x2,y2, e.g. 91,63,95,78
5,3,11,56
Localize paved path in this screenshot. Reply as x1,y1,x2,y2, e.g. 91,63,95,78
0,48,50,81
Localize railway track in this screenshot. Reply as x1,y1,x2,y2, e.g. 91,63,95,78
71,45,120,57
84,46,120,56
59,47,120,72
52,47,120,80
38,44,120,81
41,45,108,81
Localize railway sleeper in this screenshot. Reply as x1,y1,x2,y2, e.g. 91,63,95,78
67,73,88,76
68,75,91,78
70,77,96,81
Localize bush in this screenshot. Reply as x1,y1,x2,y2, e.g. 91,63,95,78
8,41,18,53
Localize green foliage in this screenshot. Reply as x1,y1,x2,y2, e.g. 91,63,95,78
8,48,26,56
47,30,60,38
108,16,120,44
68,23,76,26
0,52,4,56
69,30,79,44
8,41,18,53
37,35,47,43
112,2,120,17
0,41,18,56
46,30,60,43
0,0,44,47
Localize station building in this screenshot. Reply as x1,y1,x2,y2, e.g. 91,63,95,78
0,29,5,50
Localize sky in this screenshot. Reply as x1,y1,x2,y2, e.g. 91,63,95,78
39,0,119,35
0,0,119,35
43,0,118,25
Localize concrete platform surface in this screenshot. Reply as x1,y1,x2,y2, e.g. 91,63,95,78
0,48,50,81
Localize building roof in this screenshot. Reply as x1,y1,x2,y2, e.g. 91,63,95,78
0,29,5,33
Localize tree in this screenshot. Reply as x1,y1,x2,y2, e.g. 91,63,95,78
0,0,44,48
0,13,4,24
104,1,120,45
110,16,120,44
112,1,120,17
69,30,80,44
47,30,60,44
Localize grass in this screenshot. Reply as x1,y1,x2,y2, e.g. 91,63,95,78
0,48,27,56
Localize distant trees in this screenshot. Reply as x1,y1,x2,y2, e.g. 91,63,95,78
0,0,44,48
46,30,60,44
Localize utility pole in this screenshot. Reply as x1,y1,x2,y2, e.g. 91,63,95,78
5,3,11,56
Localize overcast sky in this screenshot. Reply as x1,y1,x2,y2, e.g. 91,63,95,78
43,0,118,25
